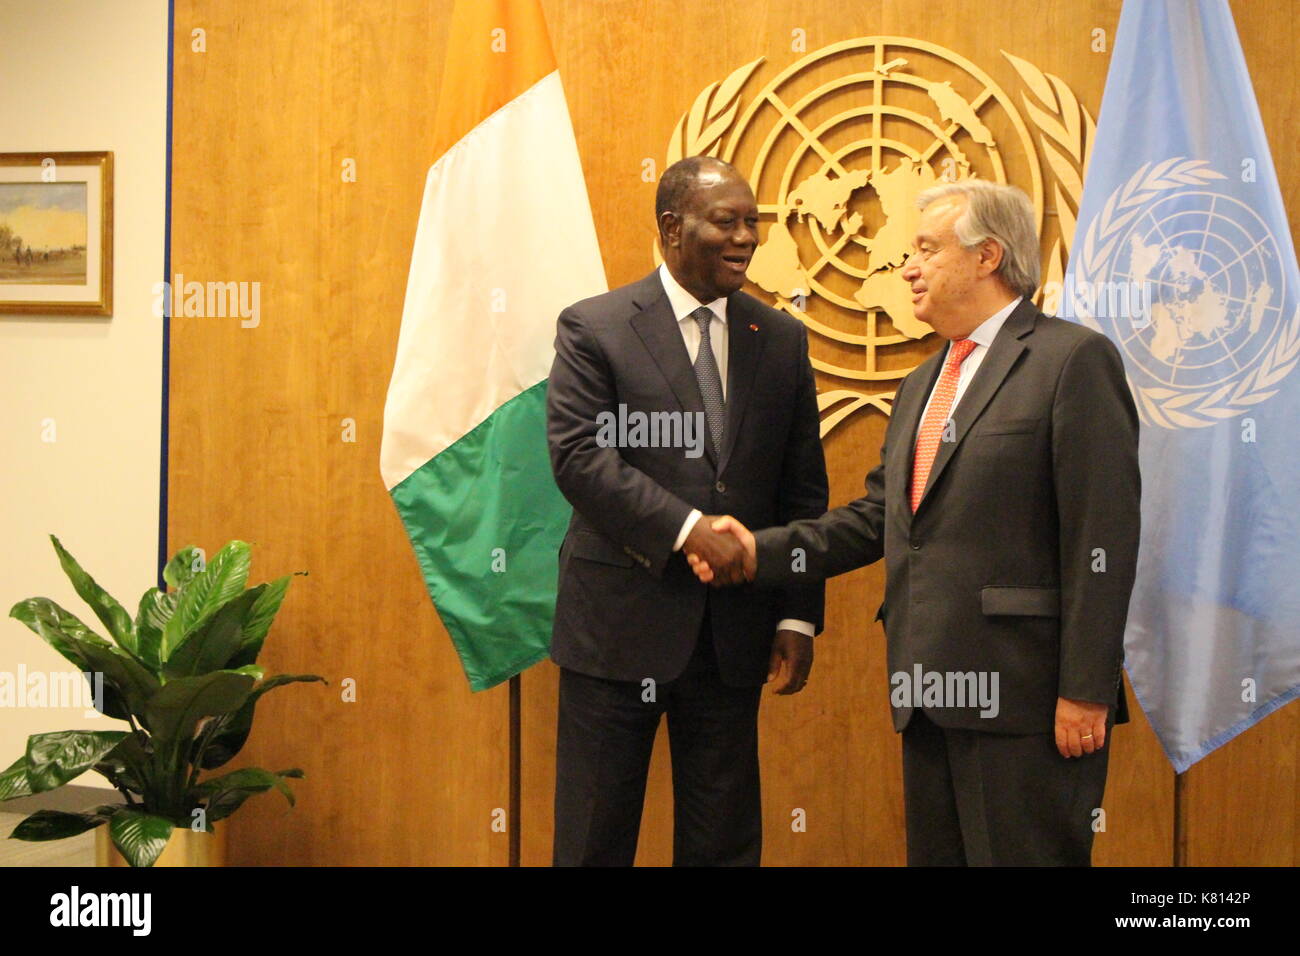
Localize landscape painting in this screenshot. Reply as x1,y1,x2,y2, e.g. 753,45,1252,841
0,183,88,285
0,151,112,315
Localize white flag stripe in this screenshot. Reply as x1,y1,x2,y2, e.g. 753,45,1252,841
381,71,606,491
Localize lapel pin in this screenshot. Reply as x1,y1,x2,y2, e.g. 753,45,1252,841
749,323,759,332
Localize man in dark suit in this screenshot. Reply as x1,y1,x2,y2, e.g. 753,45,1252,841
546,156,829,866
691,180,1140,866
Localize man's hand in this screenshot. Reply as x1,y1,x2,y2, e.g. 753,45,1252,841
768,629,813,694
686,515,756,585
1054,696,1109,758
683,514,750,586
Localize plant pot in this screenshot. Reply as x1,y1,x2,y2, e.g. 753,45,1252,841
95,825,227,867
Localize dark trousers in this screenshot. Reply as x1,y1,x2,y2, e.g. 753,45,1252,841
901,709,1112,866
552,623,763,867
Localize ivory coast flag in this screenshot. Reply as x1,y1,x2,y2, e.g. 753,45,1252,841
381,0,605,691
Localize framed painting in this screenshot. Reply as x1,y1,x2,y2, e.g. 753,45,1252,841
0,151,113,315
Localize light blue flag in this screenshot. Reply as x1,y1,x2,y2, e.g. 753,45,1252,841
1063,0,1300,772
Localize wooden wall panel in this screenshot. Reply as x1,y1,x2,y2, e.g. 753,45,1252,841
1094,674,1175,865
169,0,509,865
169,0,1296,865
1183,704,1298,866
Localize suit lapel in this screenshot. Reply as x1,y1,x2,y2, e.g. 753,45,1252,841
628,272,717,468
717,295,766,474
915,300,1037,512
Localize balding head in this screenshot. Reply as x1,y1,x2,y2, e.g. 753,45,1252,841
656,156,744,243
656,156,758,304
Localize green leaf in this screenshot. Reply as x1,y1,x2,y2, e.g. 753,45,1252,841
107,809,174,866
228,574,293,668
145,671,255,753
193,766,300,822
199,673,325,769
9,597,110,669
133,588,176,671
0,755,33,801
74,640,161,722
49,536,137,655
94,733,151,796
8,599,141,721
137,587,178,631
160,541,251,661
162,546,205,590
163,588,262,680
25,730,128,792
10,805,121,841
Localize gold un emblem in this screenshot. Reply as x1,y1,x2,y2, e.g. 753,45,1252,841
661,37,1094,435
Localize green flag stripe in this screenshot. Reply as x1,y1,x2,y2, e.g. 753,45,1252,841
390,381,570,691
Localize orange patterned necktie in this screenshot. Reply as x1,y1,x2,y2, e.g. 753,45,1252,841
910,338,978,513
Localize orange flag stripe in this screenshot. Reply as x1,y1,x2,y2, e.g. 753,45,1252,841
431,0,558,165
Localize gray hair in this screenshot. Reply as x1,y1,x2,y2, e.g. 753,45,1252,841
915,180,1040,298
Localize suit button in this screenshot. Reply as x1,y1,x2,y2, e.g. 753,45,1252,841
715,480,726,493
910,541,921,550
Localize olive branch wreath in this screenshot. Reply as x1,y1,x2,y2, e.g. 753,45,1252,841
1001,51,1093,317
1069,156,1300,428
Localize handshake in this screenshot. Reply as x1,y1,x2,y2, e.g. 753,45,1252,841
683,515,756,586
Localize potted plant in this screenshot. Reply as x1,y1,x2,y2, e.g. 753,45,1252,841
1,537,323,866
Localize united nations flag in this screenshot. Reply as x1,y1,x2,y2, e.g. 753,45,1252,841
1067,0,1300,771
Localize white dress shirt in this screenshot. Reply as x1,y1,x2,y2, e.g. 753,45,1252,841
916,297,1022,425
659,264,813,637
659,262,729,396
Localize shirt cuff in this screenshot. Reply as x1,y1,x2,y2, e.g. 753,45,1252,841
776,619,815,637
673,509,703,552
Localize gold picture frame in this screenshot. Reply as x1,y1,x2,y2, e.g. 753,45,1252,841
0,151,113,315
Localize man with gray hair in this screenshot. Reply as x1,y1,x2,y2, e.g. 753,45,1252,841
689,179,1141,865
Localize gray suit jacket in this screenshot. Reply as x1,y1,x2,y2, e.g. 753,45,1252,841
547,270,828,687
753,299,1140,733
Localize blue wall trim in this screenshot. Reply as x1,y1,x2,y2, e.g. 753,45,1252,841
157,0,174,590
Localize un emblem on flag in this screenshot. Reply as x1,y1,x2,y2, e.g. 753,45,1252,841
659,39,1087,436
1070,158,1300,429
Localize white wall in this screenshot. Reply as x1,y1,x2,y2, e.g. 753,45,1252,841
0,0,168,788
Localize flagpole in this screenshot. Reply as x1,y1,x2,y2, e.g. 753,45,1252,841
509,674,521,867
1173,771,1186,866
